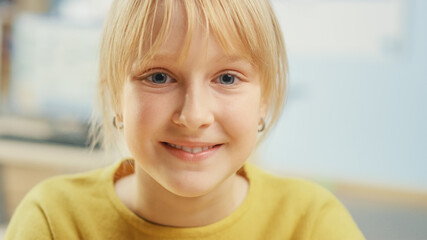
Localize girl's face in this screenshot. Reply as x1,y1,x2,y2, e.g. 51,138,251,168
121,7,265,197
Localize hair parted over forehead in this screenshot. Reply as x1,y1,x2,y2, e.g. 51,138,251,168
91,0,288,151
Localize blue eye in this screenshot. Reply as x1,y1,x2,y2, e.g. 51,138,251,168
219,74,236,85
148,72,171,84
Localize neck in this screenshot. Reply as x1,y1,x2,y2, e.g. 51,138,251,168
122,165,249,227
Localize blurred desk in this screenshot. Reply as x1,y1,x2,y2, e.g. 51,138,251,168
0,139,111,221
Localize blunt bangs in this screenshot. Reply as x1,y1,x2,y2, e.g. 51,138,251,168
94,0,288,151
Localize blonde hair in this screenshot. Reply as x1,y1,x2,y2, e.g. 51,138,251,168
90,0,288,152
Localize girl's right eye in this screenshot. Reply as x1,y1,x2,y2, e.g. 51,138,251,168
145,72,174,84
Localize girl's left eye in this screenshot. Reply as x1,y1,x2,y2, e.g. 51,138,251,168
217,74,239,85
146,72,173,84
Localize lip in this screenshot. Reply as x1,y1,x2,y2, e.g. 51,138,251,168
161,141,222,162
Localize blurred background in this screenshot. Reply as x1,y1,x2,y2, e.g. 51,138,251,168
0,0,426,239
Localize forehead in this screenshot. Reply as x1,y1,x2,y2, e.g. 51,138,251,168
134,0,255,69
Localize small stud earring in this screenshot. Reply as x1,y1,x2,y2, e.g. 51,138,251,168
113,116,124,129
258,118,265,132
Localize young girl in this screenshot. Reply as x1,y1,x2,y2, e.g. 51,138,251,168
6,0,365,239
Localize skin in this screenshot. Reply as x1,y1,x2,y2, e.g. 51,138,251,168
115,3,266,227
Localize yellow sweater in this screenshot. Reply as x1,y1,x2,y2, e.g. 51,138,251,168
5,160,365,240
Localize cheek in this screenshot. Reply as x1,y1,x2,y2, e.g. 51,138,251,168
219,90,262,139
122,90,175,149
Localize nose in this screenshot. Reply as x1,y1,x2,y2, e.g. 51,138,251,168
172,83,214,130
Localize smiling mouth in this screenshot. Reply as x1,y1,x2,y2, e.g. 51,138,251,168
162,142,222,154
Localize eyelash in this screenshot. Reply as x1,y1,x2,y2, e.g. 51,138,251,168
137,70,243,86
136,69,175,85
146,72,175,84
213,72,242,86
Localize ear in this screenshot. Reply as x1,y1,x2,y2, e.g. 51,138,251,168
259,98,269,119
115,113,123,122
111,95,124,121
112,105,123,122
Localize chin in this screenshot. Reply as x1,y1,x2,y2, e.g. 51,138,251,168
162,173,223,198
169,188,210,198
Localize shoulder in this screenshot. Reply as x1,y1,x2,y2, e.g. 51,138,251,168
16,163,118,219
5,162,124,239
245,163,365,239
28,166,109,202
246,163,334,203
245,163,344,218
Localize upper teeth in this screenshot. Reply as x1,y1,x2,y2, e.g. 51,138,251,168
167,143,215,154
